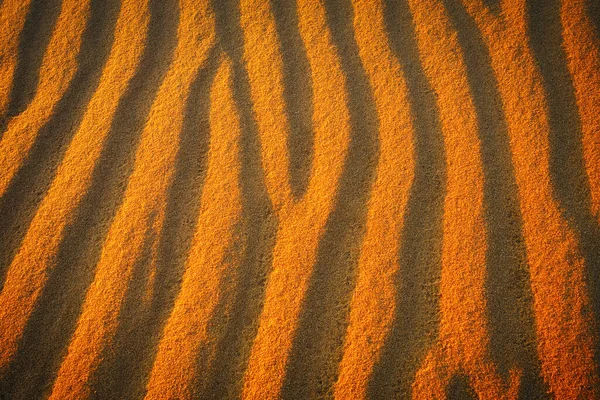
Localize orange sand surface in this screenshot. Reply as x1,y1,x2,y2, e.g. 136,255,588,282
0,0,599,398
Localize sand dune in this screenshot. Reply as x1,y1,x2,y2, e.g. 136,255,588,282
0,0,599,398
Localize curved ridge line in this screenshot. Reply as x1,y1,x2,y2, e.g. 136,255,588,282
461,0,599,396
0,0,150,377
48,1,216,397
240,0,351,397
0,0,90,199
145,54,243,400
333,0,415,397
408,0,520,397
0,0,32,118
561,0,600,224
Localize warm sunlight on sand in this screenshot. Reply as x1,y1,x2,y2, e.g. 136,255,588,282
0,0,598,398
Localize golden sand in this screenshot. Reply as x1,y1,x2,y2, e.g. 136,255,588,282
561,0,600,224
0,0,89,198
0,0,31,117
333,0,414,397
240,0,350,397
145,55,243,399
0,0,149,379
0,0,598,398
406,0,519,397
462,0,598,396
49,0,215,397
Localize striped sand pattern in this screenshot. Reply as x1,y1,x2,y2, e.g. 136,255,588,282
333,0,414,397
0,0,32,118
0,0,599,398
407,0,520,397
49,0,215,397
145,54,244,399
0,0,90,198
239,0,351,398
0,0,149,378
561,0,600,225
462,0,598,397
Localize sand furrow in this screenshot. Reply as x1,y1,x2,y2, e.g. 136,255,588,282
0,0,90,198
0,0,149,378
333,0,414,398
48,1,215,397
461,0,599,396
0,0,32,118
561,0,600,224
407,0,520,397
145,55,243,399
240,0,350,397
0,0,596,396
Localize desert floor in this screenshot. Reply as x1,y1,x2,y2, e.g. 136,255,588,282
0,0,599,398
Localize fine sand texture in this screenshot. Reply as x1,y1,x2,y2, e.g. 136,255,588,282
0,0,599,398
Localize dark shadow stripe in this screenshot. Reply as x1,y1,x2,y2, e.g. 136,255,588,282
3,0,62,120
0,0,179,397
192,214,243,397
447,374,478,400
201,0,278,397
588,0,600,40
280,0,378,397
93,48,220,400
92,214,158,398
444,0,548,397
271,0,314,199
482,0,501,14
0,0,117,294
529,0,600,383
0,0,121,395
367,0,447,397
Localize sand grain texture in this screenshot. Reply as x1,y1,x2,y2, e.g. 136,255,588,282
0,0,599,398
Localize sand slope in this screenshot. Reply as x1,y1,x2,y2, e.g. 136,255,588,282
0,0,599,398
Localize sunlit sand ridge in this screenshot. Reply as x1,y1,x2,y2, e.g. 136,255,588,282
0,0,149,378
145,55,243,399
333,0,414,398
406,0,520,397
0,0,32,117
0,0,89,199
48,1,216,397
561,0,600,224
0,0,599,397
240,0,350,397
461,0,599,396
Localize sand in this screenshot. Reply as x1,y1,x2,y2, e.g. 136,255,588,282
0,0,599,398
